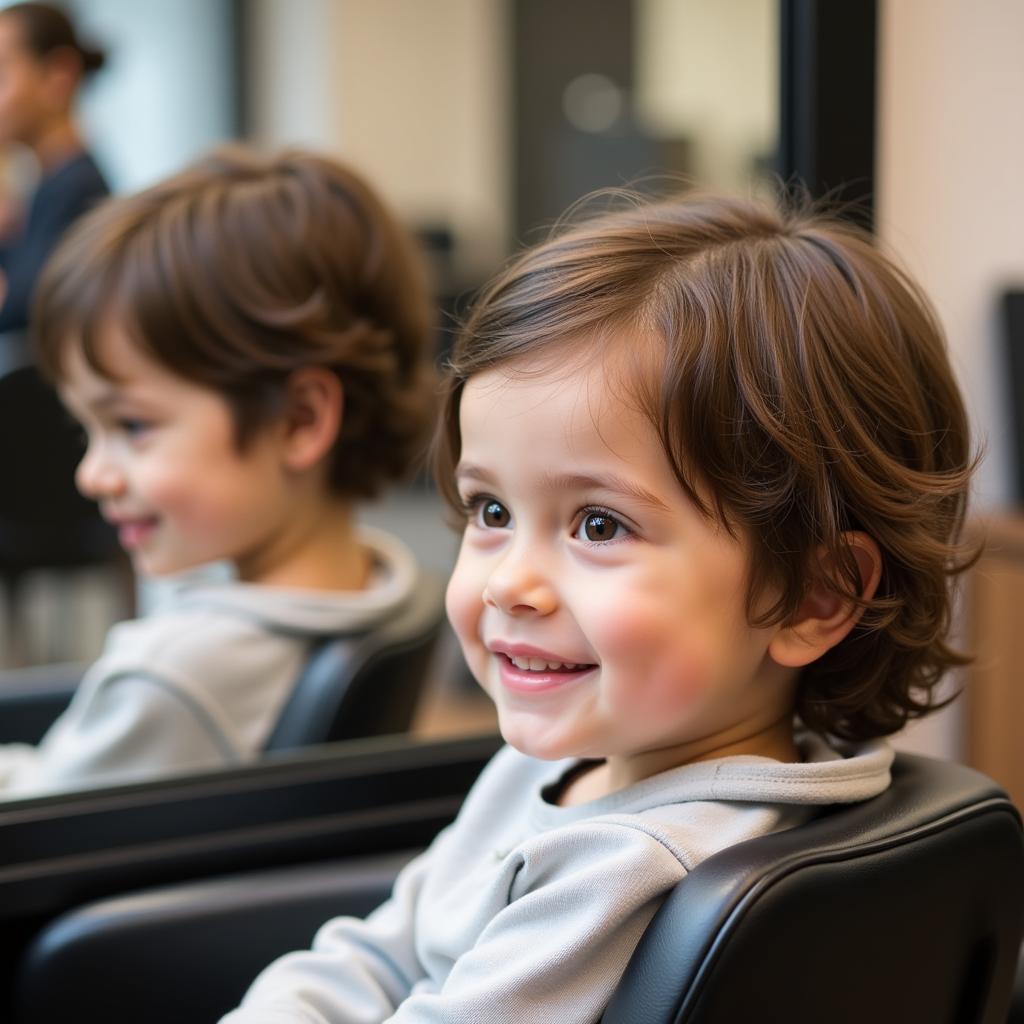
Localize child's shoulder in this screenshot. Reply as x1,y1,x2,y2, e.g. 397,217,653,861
454,737,893,874
87,594,303,703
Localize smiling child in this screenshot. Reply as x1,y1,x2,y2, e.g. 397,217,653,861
222,192,976,1023
0,145,435,795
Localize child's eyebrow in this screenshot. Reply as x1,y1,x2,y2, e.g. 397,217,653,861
454,462,499,486
540,472,671,513
454,463,669,513
66,390,123,415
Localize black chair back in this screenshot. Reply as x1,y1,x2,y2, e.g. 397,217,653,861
264,571,446,751
603,753,1024,1024
12,752,1021,1024
2,732,501,1023
0,662,83,744
18,851,417,1023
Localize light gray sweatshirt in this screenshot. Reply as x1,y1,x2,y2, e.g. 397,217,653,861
0,527,418,796
221,732,893,1024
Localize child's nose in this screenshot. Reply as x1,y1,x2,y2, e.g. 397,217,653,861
75,441,125,500
483,549,558,617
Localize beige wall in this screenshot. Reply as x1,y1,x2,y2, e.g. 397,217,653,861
634,0,777,192
247,0,346,155
878,0,1024,760
336,0,510,275
248,0,510,278
877,0,1024,512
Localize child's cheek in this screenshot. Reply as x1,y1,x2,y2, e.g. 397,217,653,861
445,559,488,682
593,597,709,713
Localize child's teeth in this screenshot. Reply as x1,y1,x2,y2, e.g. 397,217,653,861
508,655,580,672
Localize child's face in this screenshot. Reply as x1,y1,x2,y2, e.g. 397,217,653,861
59,326,295,579
446,347,797,775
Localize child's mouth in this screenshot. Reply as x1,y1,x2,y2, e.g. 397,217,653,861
115,518,159,549
496,652,597,694
506,654,588,672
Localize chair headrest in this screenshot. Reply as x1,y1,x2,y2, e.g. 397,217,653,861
264,571,446,752
603,753,1024,1023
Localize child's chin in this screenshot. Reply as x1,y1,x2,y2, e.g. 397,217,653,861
498,722,578,762
130,552,195,579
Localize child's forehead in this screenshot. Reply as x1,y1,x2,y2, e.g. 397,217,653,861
462,328,664,414
59,317,174,396
459,339,671,474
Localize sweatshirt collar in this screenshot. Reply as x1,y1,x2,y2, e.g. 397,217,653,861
164,526,419,635
529,731,894,829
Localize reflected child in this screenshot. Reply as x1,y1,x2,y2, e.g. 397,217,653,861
0,145,435,794
223,192,976,1022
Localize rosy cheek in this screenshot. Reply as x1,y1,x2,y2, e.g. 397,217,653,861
643,649,708,711
595,599,709,711
445,562,488,676
444,575,475,646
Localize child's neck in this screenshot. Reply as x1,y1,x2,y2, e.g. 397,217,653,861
29,115,84,173
235,497,370,592
558,713,799,807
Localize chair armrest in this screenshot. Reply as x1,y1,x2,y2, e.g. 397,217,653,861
0,662,85,744
17,849,419,1024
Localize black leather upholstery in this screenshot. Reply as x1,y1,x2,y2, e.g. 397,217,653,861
0,732,501,1022
602,753,1024,1023
17,851,417,1023
0,662,83,743
264,571,446,750
12,751,1022,1024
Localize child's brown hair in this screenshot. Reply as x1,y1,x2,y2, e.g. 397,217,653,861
435,193,977,741
34,144,436,499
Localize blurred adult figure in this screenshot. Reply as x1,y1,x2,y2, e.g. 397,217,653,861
0,2,107,334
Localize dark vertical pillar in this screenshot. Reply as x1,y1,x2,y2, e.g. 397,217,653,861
1003,291,1024,504
512,0,635,244
228,0,248,139
778,0,878,230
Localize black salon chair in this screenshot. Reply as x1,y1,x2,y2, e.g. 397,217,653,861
602,752,1024,1024
0,732,501,1022
264,572,446,751
0,661,82,743
14,752,1023,1024
0,572,446,750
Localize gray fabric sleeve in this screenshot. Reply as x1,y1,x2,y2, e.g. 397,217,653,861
220,840,440,1024
219,822,687,1024
0,675,231,796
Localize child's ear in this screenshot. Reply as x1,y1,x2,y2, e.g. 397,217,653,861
279,367,343,473
768,533,882,669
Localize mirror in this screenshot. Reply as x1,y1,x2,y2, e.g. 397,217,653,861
0,0,777,801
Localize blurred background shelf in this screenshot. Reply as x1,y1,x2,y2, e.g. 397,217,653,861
966,515,1024,811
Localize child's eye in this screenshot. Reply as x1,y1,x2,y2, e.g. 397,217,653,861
478,498,512,529
575,508,629,543
116,418,152,438
463,495,513,530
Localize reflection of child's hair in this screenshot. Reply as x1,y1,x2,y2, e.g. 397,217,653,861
34,145,436,499
435,193,977,741
1,2,106,75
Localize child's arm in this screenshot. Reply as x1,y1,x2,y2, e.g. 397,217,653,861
220,833,442,1024
0,673,231,795
220,820,687,1024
